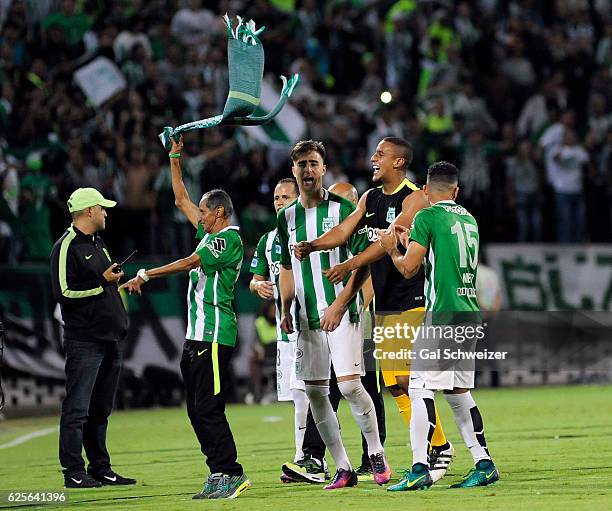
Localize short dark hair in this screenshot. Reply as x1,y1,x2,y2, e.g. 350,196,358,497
381,136,413,168
201,189,233,218
427,161,459,188
290,140,326,162
276,177,299,195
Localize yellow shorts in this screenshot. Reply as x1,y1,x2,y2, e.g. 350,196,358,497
374,307,425,388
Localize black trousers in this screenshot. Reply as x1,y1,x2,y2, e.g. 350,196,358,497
180,340,243,476
59,339,121,475
302,365,386,466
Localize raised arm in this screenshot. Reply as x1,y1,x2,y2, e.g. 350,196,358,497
324,190,430,284
169,135,200,229
293,191,369,261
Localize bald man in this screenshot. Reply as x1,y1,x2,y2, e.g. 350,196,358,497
290,182,386,482
329,182,358,205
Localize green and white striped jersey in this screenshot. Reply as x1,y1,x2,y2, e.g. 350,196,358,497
409,200,480,323
250,228,297,342
277,190,368,330
186,226,243,346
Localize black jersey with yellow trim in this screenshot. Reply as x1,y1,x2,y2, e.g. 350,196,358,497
364,178,426,313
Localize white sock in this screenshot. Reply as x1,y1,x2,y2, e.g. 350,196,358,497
292,388,308,462
337,379,383,456
445,392,491,463
408,387,436,467
304,384,351,470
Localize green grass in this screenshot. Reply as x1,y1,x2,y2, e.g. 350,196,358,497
1,385,611,510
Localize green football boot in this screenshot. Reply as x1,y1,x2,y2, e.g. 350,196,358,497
450,459,500,488
208,473,251,499
387,463,432,492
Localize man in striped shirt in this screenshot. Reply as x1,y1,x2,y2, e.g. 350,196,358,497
121,136,249,500
277,140,391,489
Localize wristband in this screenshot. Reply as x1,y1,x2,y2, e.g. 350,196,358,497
136,268,150,282
169,153,181,158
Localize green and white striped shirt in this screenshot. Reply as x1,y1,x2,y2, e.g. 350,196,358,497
186,226,243,346
250,228,297,342
277,190,368,330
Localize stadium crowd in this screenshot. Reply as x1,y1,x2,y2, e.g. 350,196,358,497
0,0,611,263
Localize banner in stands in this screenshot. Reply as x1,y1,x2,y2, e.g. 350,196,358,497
73,56,126,107
486,244,612,311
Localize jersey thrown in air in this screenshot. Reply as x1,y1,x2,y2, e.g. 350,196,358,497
186,226,243,346
277,190,368,330
365,178,425,313
409,200,480,320
250,228,296,342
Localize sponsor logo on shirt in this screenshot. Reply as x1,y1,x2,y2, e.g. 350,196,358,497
206,237,226,258
367,226,379,242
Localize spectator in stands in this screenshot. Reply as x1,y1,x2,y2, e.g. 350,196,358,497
20,154,57,261
549,129,589,242
170,0,217,49
506,139,542,242
0,153,19,263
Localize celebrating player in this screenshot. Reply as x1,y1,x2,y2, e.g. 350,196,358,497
278,140,391,489
379,161,499,491
293,137,453,482
283,182,386,484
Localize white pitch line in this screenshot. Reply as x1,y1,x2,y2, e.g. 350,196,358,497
0,426,58,449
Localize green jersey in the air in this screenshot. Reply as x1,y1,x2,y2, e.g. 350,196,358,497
409,200,480,321
277,190,368,331
250,228,296,342
186,226,243,346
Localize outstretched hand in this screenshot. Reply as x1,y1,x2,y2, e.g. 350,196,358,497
120,276,144,296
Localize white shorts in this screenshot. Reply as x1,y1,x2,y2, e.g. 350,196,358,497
295,320,364,381
408,324,477,391
277,340,305,401
409,369,475,391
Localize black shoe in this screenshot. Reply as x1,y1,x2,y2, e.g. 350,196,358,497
89,468,137,485
355,462,373,482
282,455,329,483
64,472,102,488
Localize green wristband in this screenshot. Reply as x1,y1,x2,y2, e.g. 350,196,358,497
169,153,181,158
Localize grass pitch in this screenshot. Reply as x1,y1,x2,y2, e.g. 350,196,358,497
1,385,611,510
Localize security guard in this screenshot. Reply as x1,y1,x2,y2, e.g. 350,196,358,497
50,187,135,488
